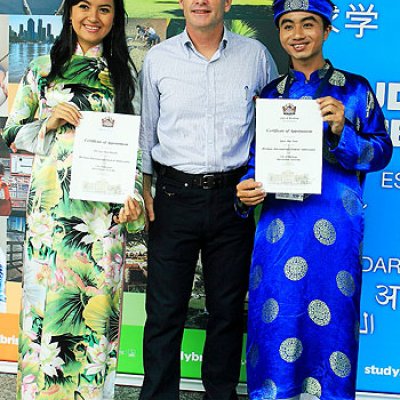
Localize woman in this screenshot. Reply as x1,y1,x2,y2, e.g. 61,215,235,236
237,1,392,399
2,1,144,398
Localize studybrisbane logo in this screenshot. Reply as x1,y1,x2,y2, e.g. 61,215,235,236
364,365,400,378
0,334,18,345
0,313,19,361
181,351,203,363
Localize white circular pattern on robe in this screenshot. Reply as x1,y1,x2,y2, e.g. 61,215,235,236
266,218,285,244
367,89,375,115
250,264,263,290
342,189,361,216
248,343,259,369
308,300,331,326
262,298,279,323
336,270,355,297
329,351,352,378
359,143,375,164
262,379,278,399
279,338,303,363
302,377,322,397
313,219,336,246
355,117,361,132
284,256,308,281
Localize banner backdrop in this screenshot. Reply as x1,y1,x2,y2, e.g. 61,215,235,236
324,0,400,395
0,0,399,396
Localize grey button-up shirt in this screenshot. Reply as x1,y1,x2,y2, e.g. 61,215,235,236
140,28,278,175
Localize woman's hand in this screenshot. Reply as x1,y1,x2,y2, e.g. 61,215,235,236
113,196,143,224
46,102,82,133
236,178,266,207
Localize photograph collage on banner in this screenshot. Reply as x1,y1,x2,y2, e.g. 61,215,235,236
8,15,63,83
0,15,8,117
0,0,63,15
0,0,399,397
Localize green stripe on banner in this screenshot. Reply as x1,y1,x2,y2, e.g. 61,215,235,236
118,325,247,381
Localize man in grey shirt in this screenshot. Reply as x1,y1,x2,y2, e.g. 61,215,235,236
139,0,278,399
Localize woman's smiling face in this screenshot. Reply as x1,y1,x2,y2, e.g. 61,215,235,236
70,0,115,53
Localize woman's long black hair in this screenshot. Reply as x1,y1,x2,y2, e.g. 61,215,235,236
48,0,137,114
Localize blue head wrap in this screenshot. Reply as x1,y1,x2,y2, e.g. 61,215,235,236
273,0,335,26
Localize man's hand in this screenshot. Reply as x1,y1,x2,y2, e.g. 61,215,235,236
317,96,345,136
143,174,155,226
236,178,266,207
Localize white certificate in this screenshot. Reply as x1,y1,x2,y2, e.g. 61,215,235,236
256,98,323,195
70,111,140,204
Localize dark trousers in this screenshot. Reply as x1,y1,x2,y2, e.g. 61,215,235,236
139,174,254,400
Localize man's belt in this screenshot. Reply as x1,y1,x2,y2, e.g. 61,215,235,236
155,164,246,190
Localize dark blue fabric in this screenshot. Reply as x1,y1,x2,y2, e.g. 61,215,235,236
245,65,392,400
273,0,334,25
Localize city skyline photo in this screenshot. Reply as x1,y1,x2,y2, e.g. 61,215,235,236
8,15,62,82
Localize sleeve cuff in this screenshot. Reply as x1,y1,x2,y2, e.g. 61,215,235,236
14,117,55,156
141,150,154,175
234,196,252,219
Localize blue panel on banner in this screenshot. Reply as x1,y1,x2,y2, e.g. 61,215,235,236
324,1,400,395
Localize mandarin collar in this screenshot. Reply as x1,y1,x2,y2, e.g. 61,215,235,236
74,43,103,57
289,60,332,83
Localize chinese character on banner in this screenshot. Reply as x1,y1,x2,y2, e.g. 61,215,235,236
345,3,379,38
331,6,340,33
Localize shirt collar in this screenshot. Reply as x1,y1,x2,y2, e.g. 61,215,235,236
181,27,229,53
74,43,103,57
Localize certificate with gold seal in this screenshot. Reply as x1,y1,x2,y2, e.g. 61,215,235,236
70,111,140,203
256,98,323,195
